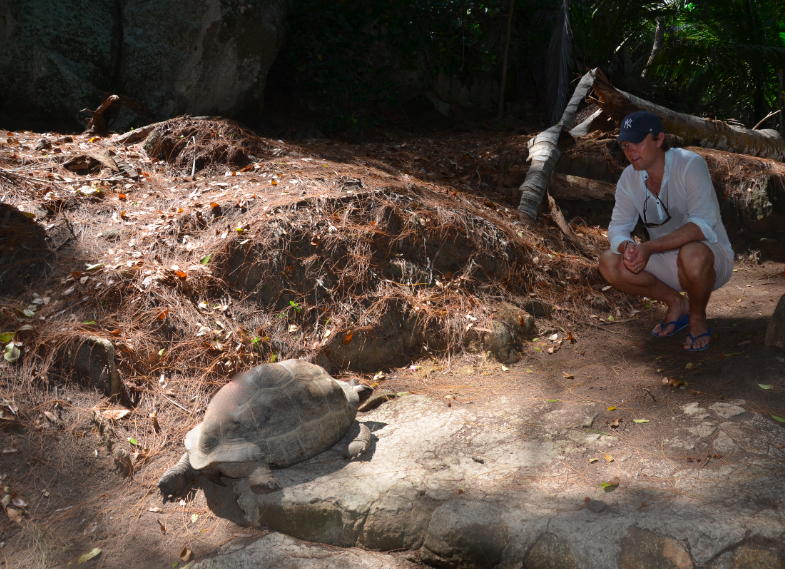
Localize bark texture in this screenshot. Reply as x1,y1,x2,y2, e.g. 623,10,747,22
517,69,596,220
593,70,785,162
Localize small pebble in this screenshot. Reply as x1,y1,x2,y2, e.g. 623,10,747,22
587,499,606,513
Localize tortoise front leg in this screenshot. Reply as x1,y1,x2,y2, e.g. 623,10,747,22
157,452,197,501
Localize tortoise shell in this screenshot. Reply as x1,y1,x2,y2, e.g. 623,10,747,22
185,360,358,470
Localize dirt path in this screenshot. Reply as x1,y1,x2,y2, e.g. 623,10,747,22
1,261,783,568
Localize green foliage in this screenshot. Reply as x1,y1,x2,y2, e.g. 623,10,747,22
286,0,504,131
651,0,785,123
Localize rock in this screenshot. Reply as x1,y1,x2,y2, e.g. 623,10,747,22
358,390,395,413
523,533,580,569
710,545,785,569
766,294,785,353
192,532,418,569
713,431,739,455
421,498,508,569
709,403,746,420
0,0,120,130
464,302,537,364
759,238,785,263
361,481,437,551
119,0,287,123
523,299,552,318
619,527,693,569
541,403,598,432
69,337,121,396
0,0,287,130
101,228,120,241
587,500,606,514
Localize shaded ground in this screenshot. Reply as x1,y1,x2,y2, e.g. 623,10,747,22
0,122,783,568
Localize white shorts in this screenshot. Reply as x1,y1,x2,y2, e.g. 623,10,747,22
644,241,733,292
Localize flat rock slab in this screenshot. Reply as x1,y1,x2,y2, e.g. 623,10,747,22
217,394,785,568
192,532,419,568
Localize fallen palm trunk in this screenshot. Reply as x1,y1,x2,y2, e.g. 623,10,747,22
549,173,616,201
517,69,597,220
593,70,785,162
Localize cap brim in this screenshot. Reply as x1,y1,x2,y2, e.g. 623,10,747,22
616,131,648,143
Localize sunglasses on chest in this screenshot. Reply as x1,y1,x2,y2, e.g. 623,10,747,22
642,193,671,228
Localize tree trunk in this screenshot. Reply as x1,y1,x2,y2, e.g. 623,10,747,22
641,17,664,80
497,0,516,119
592,69,785,161
517,69,596,220
779,69,784,137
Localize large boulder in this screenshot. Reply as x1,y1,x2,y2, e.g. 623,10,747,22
0,0,287,131
765,293,785,353
118,0,287,124
0,0,121,130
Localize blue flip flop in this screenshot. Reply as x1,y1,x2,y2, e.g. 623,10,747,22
686,329,712,352
652,313,690,337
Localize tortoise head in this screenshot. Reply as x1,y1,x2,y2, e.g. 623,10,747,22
350,378,373,403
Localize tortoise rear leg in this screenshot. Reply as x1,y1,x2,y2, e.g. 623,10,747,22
249,462,280,494
157,452,197,501
218,461,280,494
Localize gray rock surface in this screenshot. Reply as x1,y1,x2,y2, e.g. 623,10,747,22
0,0,286,130
119,0,286,123
215,393,785,568
192,532,418,569
766,293,785,353
0,0,120,129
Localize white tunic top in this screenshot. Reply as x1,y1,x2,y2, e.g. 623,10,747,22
607,148,733,259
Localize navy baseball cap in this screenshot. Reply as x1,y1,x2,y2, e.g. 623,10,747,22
617,111,664,143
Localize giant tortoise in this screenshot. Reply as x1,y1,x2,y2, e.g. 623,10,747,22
158,359,373,500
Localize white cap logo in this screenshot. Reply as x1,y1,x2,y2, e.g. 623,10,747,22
623,118,633,129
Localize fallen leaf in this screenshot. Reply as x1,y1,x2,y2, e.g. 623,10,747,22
83,320,97,325
342,331,354,344
158,519,166,534
77,548,101,564
501,365,510,372
589,458,599,463
632,419,649,424
181,547,192,562
127,437,138,446
102,409,130,420
44,411,58,423
771,414,785,423
603,453,614,462
373,371,384,381
562,371,574,379
607,406,615,411
157,309,169,320
190,513,198,523
602,476,620,490
287,324,300,333
0,332,14,343
547,399,560,403
10,492,28,508
148,507,163,513
758,384,773,390
685,362,693,370
609,417,621,428
200,253,212,265
7,507,22,523
176,270,187,279
4,343,20,363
